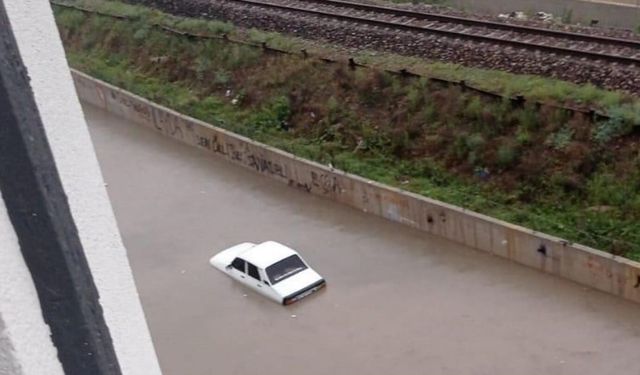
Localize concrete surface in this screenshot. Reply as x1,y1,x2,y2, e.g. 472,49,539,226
3,1,162,373
85,104,640,375
73,70,640,305
0,193,62,375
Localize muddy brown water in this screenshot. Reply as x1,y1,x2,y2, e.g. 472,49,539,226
84,104,640,375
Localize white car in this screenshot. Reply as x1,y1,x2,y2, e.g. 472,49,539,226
209,241,326,305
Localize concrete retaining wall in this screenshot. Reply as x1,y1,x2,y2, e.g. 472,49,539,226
72,69,640,304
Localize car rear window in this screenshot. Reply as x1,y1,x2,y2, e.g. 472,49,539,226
266,255,308,285
231,257,245,272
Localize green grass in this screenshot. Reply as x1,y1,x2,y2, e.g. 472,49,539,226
70,48,640,260
54,2,640,260
55,0,640,120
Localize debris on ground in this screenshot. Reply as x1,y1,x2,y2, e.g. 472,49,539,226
498,11,528,21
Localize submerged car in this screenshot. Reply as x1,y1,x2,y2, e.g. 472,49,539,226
209,241,326,305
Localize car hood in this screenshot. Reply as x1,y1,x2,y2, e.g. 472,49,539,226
271,268,323,297
209,242,255,270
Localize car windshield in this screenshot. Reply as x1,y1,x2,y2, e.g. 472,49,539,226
266,255,308,285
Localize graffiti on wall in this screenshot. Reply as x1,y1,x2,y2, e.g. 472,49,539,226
288,179,312,193
193,132,348,197
103,85,350,200
154,110,186,140
110,91,152,123
80,74,640,304
195,133,287,179
310,171,342,194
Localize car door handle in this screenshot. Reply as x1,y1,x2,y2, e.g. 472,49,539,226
257,284,262,288
240,275,245,279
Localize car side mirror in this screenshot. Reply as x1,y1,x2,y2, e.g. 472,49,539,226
264,281,270,286
225,264,232,270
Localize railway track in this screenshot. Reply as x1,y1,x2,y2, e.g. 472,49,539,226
227,0,640,66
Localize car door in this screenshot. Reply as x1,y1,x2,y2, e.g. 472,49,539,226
258,269,281,303
229,257,248,284
246,262,272,300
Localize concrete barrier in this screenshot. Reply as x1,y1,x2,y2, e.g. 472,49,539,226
72,69,640,304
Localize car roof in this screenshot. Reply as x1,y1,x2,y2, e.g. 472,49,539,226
240,241,298,269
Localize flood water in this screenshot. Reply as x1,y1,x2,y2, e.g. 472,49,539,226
85,104,640,375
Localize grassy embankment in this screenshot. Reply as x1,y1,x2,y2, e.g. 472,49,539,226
54,0,640,259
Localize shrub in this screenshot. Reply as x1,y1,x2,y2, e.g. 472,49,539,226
516,127,531,145
464,97,483,120
575,84,601,104
465,133,485,165
497,143,519,168
421,102,439,125
592,107,635,144
453,134,469,159
54,2,640,260
587,171,629,207
406,87,424,113
390,128,410,156
561,8,573,24
451,132,485,161
355,73,385,107
360,122,390,152
466,133,486,150
133,25,151,42
271,96,291,125
214,70,230,85
247,96,291,135
517,107,540,130
546,126,573,150
326,96,340,123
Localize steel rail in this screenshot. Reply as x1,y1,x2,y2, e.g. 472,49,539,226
227,0,640,65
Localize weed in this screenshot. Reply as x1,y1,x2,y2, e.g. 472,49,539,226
214,70,231,86
464,97,483,120
174,18,233,35
58,1,640,117
561,8,574,24
592,107,637,144
421,102,439,125
54,2,640,260
466,133,486,151
246,96,291,135
453,134,469,159
546,126,574,150
497,143,519,168
406,86,425,113
516,106,539,130
587,170,629,207
574,84,601,104
390,128,411,156
515,127,531,145
326,96,341,123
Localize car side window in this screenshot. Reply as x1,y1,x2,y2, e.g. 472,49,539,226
247,262,260,280
231,258,246,273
